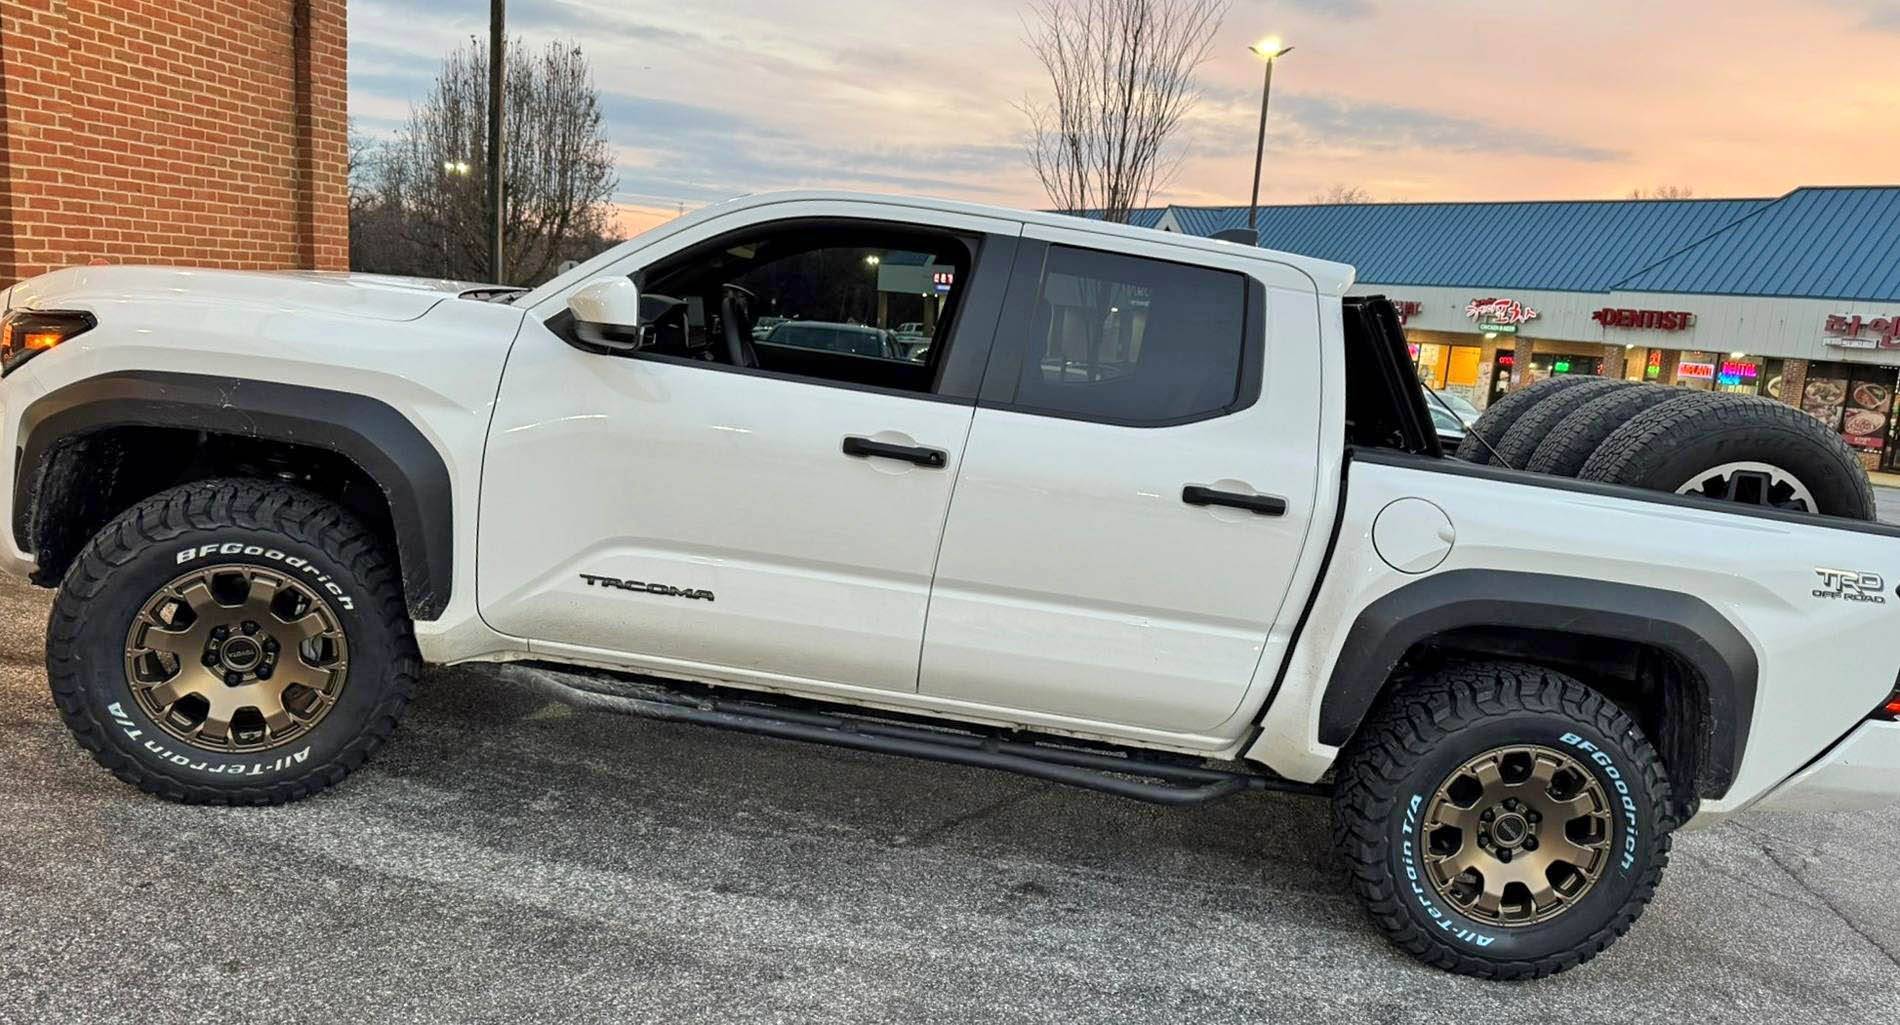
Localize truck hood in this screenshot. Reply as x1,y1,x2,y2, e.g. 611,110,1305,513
5,266,494,322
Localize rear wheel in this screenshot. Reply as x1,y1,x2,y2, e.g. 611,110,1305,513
46,478,418,804
1333,662,1672,978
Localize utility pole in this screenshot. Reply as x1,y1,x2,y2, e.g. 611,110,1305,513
487,0,505,283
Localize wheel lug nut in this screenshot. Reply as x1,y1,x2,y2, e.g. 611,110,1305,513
1524,838,1538,851
241,621,258,636
1481,810,1494,821
224,671,241,686
1498,850,1512,863
203,652,217,666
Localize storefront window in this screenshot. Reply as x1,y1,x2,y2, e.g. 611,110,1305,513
1488,350,1601,402
1715,356,1763,394
1673,350,1717,390
1409,339,1482,397
1800,361,1897,471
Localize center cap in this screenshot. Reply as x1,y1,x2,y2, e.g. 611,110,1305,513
219,635,264,673
1491,811,1530,848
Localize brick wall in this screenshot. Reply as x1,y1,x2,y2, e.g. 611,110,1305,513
0,0,347,286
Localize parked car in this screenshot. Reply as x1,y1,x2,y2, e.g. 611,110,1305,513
1429,386,1481,426
1,190,1893,981
750,315,788,340
761,320,898,359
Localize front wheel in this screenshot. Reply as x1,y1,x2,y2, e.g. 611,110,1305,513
1333,662,1673,978
46,479,418,804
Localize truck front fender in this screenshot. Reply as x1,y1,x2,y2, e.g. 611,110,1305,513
14,371,454,620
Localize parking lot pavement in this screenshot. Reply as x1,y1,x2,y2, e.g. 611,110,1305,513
1876,484,1900,524
2,574,1897,1025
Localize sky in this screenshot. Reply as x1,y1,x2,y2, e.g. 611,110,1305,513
348,0,1900,236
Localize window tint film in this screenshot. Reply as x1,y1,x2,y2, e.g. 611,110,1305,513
737,246,951,366
1011,246,1250,424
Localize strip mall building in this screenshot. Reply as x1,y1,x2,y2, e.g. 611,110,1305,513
1149,187,1900,471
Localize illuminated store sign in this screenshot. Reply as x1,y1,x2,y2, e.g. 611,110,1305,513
1592,308,1695,331
1465,297,1540,326
1824,313,1900,349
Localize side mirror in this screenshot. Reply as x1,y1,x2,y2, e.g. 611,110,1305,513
568,277,646,351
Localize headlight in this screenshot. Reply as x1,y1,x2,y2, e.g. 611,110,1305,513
0,310,94,376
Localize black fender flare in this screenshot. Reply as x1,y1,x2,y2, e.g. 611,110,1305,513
14,371,453,620
1315,569,1757,798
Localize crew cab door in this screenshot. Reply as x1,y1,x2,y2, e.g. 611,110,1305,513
478,202,1022,694
918,227,1325,735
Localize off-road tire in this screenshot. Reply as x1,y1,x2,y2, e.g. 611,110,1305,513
1333,661,1673,979
46,478,418,804
1454,377,1596,465
1490,379,1632,472
1526,384,1680,477
1579,392,1876,519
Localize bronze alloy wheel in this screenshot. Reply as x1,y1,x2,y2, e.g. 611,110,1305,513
123,563,350,753
1419,744,1615,926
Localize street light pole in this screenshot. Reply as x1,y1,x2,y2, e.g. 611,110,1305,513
487,0,505,283
1246,39,1292,234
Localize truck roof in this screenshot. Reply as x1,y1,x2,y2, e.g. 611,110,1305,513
686,190,1360,297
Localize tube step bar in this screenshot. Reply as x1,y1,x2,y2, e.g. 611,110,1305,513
497,663,1325,806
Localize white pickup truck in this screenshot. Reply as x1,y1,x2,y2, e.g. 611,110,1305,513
3,191,1896,979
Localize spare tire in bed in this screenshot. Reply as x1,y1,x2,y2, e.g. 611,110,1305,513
1490,378,1632,472
1453,376,1597,465
1578,391,1876,519
1526,382,1681,477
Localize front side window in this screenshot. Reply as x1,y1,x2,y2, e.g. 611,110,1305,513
1004,245,1251,425
637,224,967,393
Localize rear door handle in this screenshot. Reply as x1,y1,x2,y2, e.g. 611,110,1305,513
1182,485,1287,516
843,435,948,468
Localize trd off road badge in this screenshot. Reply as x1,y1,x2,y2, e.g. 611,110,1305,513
580,573,715,602
1812,568,1887,604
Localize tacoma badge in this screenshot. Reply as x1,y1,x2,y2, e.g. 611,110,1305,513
580,573,715,602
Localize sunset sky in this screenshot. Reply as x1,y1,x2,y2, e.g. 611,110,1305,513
348,0,1900,236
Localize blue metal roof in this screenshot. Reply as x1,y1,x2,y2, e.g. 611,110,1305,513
1612,187,1900,300
1166,198,1771,293
1056,207,1167,229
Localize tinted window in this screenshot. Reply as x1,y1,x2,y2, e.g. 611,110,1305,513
1007,246,1250,424
636,225,971,394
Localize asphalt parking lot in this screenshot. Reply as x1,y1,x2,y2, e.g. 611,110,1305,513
4,574,1900,1023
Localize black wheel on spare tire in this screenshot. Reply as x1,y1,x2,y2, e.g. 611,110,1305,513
46,478,418,804
1333,661,1673,980
1526,383,1681,477
1578,392,1876,519
1490,379,1632,472
1454,376,1598,465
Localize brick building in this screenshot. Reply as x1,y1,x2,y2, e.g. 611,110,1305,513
0,0,348,287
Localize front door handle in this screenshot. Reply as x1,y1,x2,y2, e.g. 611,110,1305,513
1182,485,1287,516
843,435,948,468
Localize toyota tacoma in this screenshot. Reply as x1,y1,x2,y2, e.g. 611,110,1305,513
3,192,1897,978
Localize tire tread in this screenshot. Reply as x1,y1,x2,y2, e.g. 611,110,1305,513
45,478,417,806
1331,661,1673,980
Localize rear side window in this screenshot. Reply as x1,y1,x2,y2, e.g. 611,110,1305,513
1003,245,1252,425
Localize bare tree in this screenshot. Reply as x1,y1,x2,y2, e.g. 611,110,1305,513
1018,0,1229,223
354,37,621,285
1628,185,1695,199
1314,183,1373,203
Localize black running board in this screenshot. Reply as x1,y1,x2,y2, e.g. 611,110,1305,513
497,663,1325,806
